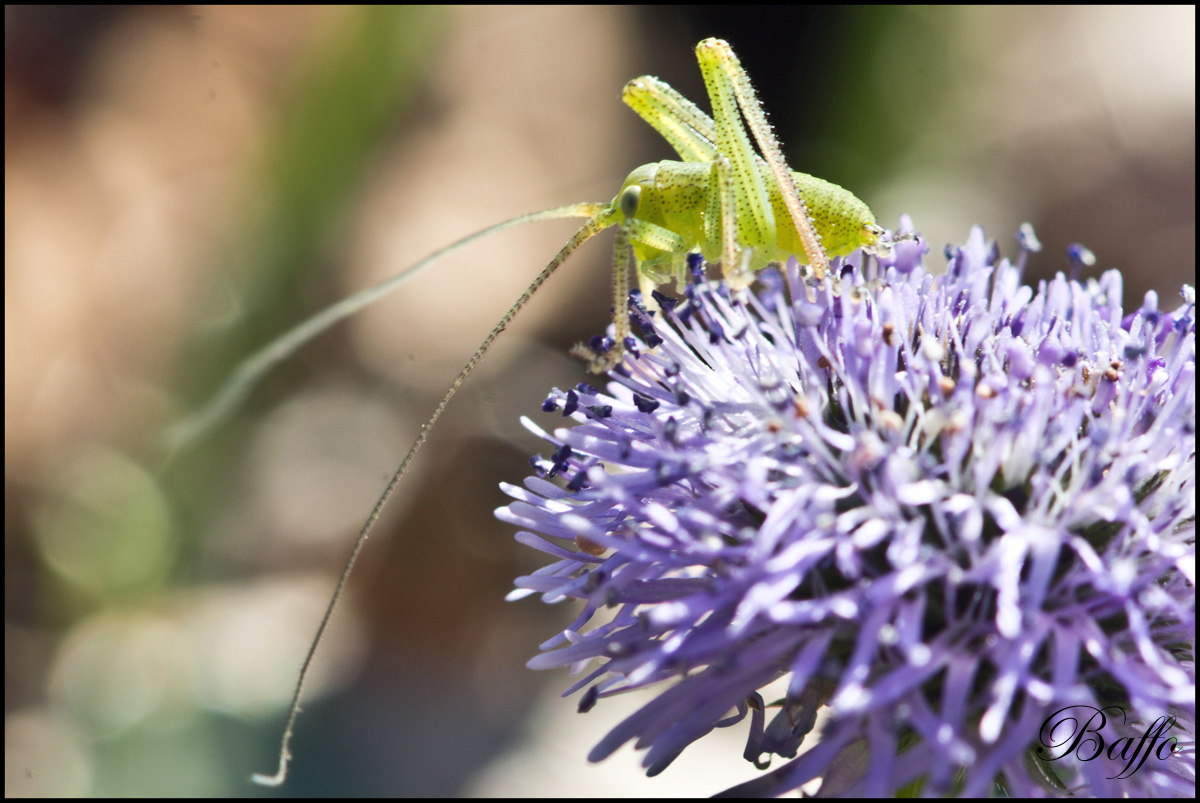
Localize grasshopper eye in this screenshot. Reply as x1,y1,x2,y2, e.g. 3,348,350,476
619,184,641,219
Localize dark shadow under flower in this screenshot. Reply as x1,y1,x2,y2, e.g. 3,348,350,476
497,218,1195,796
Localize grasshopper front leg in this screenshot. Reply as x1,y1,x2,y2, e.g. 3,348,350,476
570,197,686,373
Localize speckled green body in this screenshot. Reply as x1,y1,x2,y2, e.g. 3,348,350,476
614,159,878,286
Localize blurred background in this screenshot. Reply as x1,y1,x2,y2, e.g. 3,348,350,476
5,6,1194,796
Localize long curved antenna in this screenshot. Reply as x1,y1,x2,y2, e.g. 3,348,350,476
166,203,608,459
250,213,613,787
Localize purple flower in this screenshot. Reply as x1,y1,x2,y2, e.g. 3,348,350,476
496,219,1195,796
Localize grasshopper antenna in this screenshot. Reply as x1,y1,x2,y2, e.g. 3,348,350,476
166,203,608,460
251,212,614,787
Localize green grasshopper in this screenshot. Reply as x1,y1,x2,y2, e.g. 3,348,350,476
575,38,883,371
242,37,885,786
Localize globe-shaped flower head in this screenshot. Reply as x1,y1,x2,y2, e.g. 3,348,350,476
497,219,1195,796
